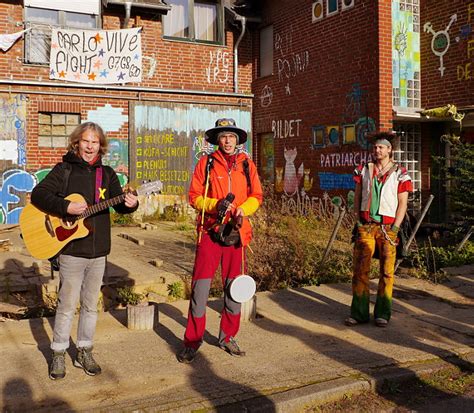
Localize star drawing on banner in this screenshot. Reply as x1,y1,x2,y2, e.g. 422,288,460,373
134,54,140,60
98,48,105,57
98,187,106,200
94,33,103,43
100,69,109,78
74,73,81,80
93,60,102,69
88,72,97,81
117,72,125,81
50,69,55,76
59,70,66,78
51,43,58,49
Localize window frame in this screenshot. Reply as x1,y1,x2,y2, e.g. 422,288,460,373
163,0,224,45
24,6,101,66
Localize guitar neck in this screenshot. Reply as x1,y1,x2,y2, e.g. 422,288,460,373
79,192,131,219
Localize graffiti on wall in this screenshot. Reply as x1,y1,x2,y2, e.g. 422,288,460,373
103,139,128,173
424,14,456,77
0,94,27,166
260,85,273,107
86,104,128,132
320,151,373,168
312,0,355,23
392,1,421,108
206,50,230,84
274,28,310,93
272,118,302,139
456,2,474,81
280,188,354,221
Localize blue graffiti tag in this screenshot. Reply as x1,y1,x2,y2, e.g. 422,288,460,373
0,169,36,224
318,172,355,191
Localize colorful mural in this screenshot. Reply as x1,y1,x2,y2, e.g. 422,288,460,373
392,0,421,108
131,102,251,196
0,93,27,166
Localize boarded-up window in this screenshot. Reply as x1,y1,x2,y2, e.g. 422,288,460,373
259,25,273,77
24,7,99,65
38,113,80,148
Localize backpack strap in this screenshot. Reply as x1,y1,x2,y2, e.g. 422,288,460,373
242,158,251,191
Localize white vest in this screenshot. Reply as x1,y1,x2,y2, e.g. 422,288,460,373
358,163,411,218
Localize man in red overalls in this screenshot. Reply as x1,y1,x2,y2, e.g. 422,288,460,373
177,118,263,363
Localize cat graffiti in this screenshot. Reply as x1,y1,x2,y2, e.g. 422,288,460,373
283,147,304,196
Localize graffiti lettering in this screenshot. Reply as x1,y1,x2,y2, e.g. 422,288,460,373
206,50,230,84
277,50,310,82
320,151,372,168
272,119,302,139
457,62,472,80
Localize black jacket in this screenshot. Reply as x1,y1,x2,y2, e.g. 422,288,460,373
31,151,138,258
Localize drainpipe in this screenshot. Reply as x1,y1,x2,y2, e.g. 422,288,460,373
233,16,246,93
123,2,132,29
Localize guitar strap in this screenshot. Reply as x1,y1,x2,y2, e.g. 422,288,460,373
95,166,103,204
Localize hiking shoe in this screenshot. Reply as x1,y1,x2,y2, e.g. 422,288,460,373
375,318,388,327
74,347,102,376
49,350,66,380
177,347,197,364
220,337,246,357
344,317,359,326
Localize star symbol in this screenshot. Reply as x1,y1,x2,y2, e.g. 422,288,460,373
98,48,105,57
100,69,109,77
117,72,125,81
93,60,102,69
51,43,58,49
59,70,66,78
94,33,103,43
88,72,96,81
134,54,140,60
50,69,55,76
74,73,81,79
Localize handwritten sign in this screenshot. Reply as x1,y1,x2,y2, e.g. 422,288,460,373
135,132,190,195
49,28,142,84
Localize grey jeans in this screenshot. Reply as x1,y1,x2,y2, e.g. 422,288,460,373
51,255,106,351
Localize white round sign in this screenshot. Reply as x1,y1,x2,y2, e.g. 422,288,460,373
229,275,256,303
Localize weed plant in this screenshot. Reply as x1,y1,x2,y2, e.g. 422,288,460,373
247,188,378,291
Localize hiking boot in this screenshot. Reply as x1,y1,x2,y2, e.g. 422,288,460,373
74,347,102,376
177,347,197,364
375,318,388,328
220,337,246,357
49,350,66,380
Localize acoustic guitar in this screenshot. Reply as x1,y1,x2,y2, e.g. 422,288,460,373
19,180,162,260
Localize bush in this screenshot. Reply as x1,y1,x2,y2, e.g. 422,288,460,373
167,282,184,299
117,286,145,306
110,211,135,226
247,189,378,291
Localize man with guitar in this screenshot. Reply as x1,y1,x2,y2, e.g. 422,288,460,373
30,122,138,380
177,118,263,364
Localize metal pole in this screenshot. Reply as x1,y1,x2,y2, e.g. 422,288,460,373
320,207,347,266
395,194,434,271
456,225,474,252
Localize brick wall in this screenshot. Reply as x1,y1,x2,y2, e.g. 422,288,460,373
0,1,253,169
421,0,474,108
252,0,392,205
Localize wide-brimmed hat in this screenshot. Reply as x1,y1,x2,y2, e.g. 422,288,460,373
367,131,397,146
205,118,248,145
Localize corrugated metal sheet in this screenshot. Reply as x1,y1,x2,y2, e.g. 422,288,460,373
24,0,100,15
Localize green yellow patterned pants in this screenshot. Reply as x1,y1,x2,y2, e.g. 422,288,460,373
351,223,397,322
